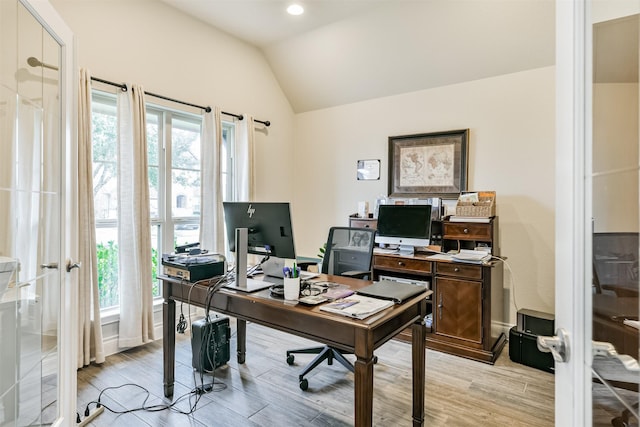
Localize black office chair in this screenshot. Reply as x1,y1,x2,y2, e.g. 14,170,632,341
286,226,376,390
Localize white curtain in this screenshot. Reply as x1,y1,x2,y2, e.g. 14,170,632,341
235,114,256,201
77,68,105,366
117,84,154,348
199,107,225,253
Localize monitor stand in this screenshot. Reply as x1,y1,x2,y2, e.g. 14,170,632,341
224,228,272,293
398,244,415,255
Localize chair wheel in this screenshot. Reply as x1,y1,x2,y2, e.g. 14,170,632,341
299,378,308,391
286,354,294,365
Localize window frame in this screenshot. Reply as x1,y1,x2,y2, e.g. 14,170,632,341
91,88,236,315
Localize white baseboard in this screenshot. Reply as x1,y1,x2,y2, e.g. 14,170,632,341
102,305,205,358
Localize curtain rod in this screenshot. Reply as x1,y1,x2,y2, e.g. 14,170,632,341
90,76,271,127
25,58,270,126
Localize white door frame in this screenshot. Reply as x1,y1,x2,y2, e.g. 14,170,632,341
18,1,78,426
555,0,592,424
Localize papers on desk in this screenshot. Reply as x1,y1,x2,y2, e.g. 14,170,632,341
425,253,454,262
320,294,394,320
426,251,492,264
451,249,491,264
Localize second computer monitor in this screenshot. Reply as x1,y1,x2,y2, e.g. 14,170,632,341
375,204,432,254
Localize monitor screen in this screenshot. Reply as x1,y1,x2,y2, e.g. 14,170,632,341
375,204,432,253
222,202,296,259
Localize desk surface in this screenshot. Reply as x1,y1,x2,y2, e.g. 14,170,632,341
161,273,428,427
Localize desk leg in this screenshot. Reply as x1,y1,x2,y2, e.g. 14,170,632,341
237,319,246,364
411,321,426,426
354,338,374,427
163,297,176,397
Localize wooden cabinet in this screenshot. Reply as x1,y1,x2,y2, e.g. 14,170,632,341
430,260,505,363
371,217,506,364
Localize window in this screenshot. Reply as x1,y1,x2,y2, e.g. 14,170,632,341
92,89,235,311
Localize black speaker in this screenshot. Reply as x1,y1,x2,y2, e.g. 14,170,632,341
191,316,231,372
509,326,555,374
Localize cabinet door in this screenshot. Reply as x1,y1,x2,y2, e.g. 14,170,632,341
434,277,482,343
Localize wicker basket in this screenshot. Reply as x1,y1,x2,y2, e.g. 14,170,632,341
455,191,496,217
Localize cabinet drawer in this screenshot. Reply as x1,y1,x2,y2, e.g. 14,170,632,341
435,262,482,280
443,223,492,240
374,255,431,274
349,218,377,229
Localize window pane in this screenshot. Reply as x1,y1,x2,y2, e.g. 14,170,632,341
92,95,118,220
221,122,234,202
151,224,160,298
171,116,201,218
147,112,160,218
174,223,200,247
96,226,119,309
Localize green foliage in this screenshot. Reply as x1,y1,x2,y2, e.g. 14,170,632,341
317,243,326,259
96,240,119,309
96,241,160,309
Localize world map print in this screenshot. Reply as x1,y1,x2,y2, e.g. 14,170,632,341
399,144,454,187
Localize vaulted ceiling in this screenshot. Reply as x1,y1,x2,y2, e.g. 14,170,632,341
160,0,557,113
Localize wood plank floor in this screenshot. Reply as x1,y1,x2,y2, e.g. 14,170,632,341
77,318,559,426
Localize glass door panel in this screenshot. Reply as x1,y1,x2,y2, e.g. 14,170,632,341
591,8,640,426
0,1,64,424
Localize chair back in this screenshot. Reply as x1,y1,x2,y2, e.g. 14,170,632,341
321,227,376,278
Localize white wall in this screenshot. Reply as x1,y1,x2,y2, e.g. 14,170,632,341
293,67,556,323
51,0,296,202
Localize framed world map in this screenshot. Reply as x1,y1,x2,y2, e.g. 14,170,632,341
388,129,469,199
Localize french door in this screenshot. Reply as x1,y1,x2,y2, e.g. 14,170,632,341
0,0,76,425
555,0,639,425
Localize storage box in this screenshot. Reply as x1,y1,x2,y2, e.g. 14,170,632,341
455,191,496,217
509,326,555,374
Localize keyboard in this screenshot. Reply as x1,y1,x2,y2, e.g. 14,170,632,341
374,247,399,254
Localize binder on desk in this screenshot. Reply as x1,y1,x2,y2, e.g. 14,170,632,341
356,280,428,304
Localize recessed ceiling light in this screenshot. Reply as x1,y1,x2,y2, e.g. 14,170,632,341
287,4,304,16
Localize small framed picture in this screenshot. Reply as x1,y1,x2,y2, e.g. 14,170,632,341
357,159,380,181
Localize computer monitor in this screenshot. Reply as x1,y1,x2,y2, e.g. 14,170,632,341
375,204,432,255
222,202,296,260
222,202,297,292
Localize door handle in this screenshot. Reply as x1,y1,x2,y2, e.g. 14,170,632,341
66,260,81,272
40,262,59,270
537,328,569,363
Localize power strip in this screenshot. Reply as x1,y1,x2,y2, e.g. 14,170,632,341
78,406,104,426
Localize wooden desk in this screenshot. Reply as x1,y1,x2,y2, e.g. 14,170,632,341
160,274,429,427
